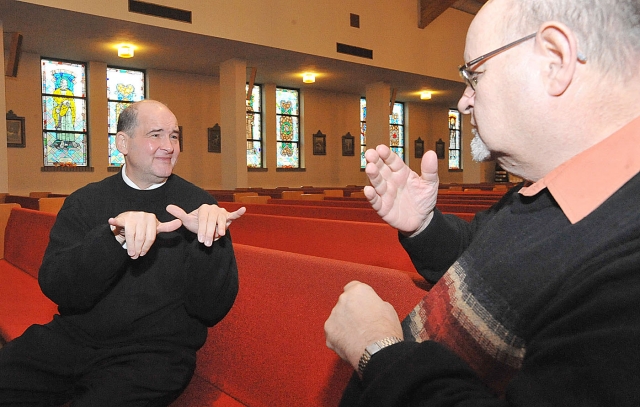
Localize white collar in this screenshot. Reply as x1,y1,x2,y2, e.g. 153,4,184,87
121,164,166,190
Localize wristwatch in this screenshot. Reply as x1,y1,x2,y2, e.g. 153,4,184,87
357,336,403,378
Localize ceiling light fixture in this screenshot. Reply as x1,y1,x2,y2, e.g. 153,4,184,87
420,91,432,100
302,73,316,83
118,44,135,58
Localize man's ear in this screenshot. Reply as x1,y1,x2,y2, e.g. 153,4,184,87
536,22,581,96
116,132,128,155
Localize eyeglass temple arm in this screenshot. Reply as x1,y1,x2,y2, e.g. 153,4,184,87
462,33,537,69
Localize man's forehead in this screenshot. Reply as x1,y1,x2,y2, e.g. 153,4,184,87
465,0,508,57
137,104,176,127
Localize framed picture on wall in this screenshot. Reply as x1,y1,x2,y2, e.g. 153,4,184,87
6,110,25,148
414,137,424,158
435,138,445,159
178,126,184,152
342,132,354,156
313,130,326,155
208,123,221,153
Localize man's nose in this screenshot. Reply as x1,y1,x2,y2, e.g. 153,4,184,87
160,135,175,151
457,87,474,114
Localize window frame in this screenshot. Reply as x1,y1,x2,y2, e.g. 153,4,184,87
448,109,463,171
40,57,89,169
360,98,405,168
106,65,146,168
275,86,301,169
246,83,263,168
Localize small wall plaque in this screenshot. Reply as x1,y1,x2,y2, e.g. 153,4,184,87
208,123,221,153
6,110,25,148
313,130,326,155
414,137,424,158
342,132,354,156
435,138,445,159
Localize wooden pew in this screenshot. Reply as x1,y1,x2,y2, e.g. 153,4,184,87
38,197,66,214
4,195,40,210
0,203,21,259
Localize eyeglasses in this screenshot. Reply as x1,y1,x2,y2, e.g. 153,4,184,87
458,33,537,90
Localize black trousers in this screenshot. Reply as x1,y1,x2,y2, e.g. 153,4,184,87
0,323,196,407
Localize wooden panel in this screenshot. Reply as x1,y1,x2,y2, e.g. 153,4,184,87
419,0,457,28
0,204,21,259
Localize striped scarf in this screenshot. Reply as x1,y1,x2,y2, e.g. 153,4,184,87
401,258,526,395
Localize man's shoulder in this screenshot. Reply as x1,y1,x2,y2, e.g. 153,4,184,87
167,174,215,203
70,173,121,196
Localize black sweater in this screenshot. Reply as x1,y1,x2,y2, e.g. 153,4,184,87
341,173,640,406
38,173,238,350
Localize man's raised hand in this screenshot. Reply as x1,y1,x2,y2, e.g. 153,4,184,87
363,145,439,236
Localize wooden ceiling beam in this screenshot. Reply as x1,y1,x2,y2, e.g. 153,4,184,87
419,0,458,28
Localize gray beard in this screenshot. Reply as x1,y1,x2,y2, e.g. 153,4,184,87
470,128,492,162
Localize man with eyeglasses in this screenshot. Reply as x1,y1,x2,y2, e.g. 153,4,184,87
326,0,640,405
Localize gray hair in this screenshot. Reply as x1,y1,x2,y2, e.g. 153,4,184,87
506,0,640,80
116,102,140,136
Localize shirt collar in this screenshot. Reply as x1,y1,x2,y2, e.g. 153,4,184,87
519,115,640,224
121,164,166,190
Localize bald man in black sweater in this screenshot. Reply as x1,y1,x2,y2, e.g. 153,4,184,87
0,100,245,406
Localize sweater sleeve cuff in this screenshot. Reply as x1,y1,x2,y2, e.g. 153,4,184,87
399,209,470,283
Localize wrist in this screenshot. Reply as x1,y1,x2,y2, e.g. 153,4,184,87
357,336,403,378
401,211,434,238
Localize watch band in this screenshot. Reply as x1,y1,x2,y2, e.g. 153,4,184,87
357,336,403,378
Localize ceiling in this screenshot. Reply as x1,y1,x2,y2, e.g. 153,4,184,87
2,0,486,107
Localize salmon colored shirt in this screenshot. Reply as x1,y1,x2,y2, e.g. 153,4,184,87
519,115,640,224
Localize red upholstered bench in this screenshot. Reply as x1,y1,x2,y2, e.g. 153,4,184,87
222,202,477,223
220,201,386,223
171,244,426,407
227,213,418,273
0,208,429,407
0,208,58,342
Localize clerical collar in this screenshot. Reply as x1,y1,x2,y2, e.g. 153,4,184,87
121,164,166,190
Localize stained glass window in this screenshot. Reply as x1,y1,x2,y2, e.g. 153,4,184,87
41,58,88,167
389,102,405,161
107,67,145,166
246,84,262,168
275,87,300,168
360,98,367,168
360,98,404,168
448,109,462,170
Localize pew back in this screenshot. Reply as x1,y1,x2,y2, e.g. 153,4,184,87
0,203,20,259
0,208,58,341
4,208,55,278
179,243,426,407
229,213,417,273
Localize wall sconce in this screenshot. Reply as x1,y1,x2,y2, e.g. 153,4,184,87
420,91,432,100
302,73,316,83
118,44,135,58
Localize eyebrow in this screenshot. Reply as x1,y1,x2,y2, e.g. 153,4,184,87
145,127,176,136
